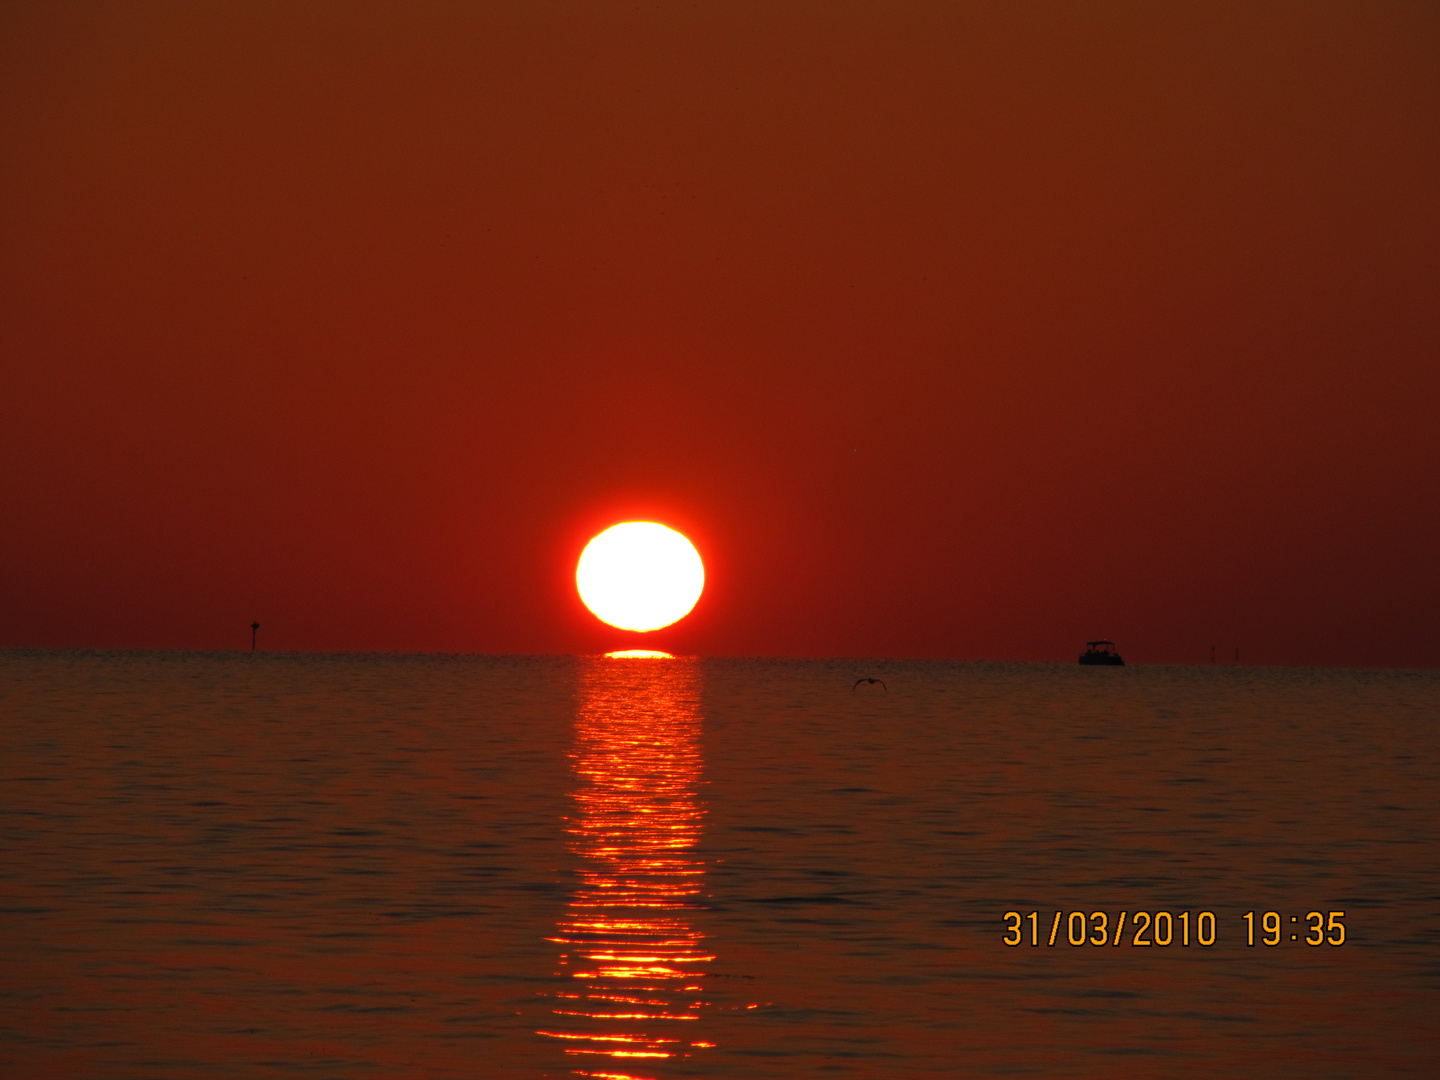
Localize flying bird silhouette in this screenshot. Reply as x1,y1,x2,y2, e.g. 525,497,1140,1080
852,677,887,691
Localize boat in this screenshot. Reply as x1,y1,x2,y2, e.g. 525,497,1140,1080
1079,640,1124,665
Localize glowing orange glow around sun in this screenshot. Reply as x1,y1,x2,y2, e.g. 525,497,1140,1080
577,523,704,632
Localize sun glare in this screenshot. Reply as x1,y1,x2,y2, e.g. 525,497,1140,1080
576,522,704,633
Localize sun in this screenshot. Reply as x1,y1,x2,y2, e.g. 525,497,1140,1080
576,522,705,632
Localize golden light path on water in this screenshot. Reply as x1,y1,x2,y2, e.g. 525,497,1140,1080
538,653,715,1079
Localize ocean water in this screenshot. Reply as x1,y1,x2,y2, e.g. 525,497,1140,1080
1,651,1437,1078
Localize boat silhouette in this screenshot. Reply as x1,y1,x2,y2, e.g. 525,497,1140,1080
1079,640,1124,665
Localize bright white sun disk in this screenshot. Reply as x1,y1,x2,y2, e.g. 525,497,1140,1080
576,522,704,632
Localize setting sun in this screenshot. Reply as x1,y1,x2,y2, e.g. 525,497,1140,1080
576,522,704,632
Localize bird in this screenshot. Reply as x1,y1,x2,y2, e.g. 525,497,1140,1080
852,677,887,691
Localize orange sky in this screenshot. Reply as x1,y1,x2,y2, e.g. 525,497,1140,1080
2,2,1437,665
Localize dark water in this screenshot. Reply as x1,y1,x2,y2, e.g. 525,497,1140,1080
2,651,1437,1077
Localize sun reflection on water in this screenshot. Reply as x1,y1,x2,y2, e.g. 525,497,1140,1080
540,654,712,1079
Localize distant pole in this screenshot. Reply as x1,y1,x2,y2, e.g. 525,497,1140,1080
251,622,260,651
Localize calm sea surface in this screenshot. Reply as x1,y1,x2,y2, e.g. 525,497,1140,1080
1,651,1437,1078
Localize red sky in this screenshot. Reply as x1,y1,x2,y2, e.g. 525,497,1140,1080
2,2,1437,665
